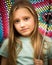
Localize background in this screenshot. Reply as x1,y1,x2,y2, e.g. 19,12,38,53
0,0,52,45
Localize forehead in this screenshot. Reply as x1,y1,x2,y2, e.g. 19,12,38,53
13,8,33,19
13,7,32,15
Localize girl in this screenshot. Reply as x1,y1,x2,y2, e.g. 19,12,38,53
0,0,52,65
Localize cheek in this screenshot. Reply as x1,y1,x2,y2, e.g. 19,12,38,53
14,24,19,31
32,21,35,26
31,22,35,30
30,19,35,27
31,20,35,30
28,20,35,32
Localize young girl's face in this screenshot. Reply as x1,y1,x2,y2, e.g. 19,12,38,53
13,8,35,37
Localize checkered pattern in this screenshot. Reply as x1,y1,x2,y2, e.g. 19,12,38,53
0,0,52,43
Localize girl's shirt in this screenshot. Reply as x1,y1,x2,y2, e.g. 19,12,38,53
42,36,52,65
0,36,52,65
0,37,34,65
16,37,34,65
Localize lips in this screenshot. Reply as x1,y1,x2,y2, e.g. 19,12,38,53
21,28,29,32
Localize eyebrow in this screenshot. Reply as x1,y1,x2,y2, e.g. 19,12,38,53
14,15,30,20
13,19,20,22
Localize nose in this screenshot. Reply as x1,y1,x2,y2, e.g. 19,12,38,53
20,20,25,27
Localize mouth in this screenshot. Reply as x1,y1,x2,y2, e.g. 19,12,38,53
21,28,29,32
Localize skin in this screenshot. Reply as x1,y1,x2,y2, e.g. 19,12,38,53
1,8,52,65
13,8,35,37
1,57,7,65
34,59,43,65
13,8,44,65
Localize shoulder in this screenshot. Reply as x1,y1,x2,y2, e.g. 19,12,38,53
43,36,52,42
42,35,52,49
43,36,52,59
0,38,9,57
42,35,52,48
1,38,9,48
3,38,9,43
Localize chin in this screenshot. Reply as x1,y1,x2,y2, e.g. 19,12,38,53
21,33,31,37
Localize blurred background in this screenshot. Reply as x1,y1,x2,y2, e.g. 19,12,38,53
0,0,52,45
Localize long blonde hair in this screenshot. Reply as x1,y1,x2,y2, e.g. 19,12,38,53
8,0,43,65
